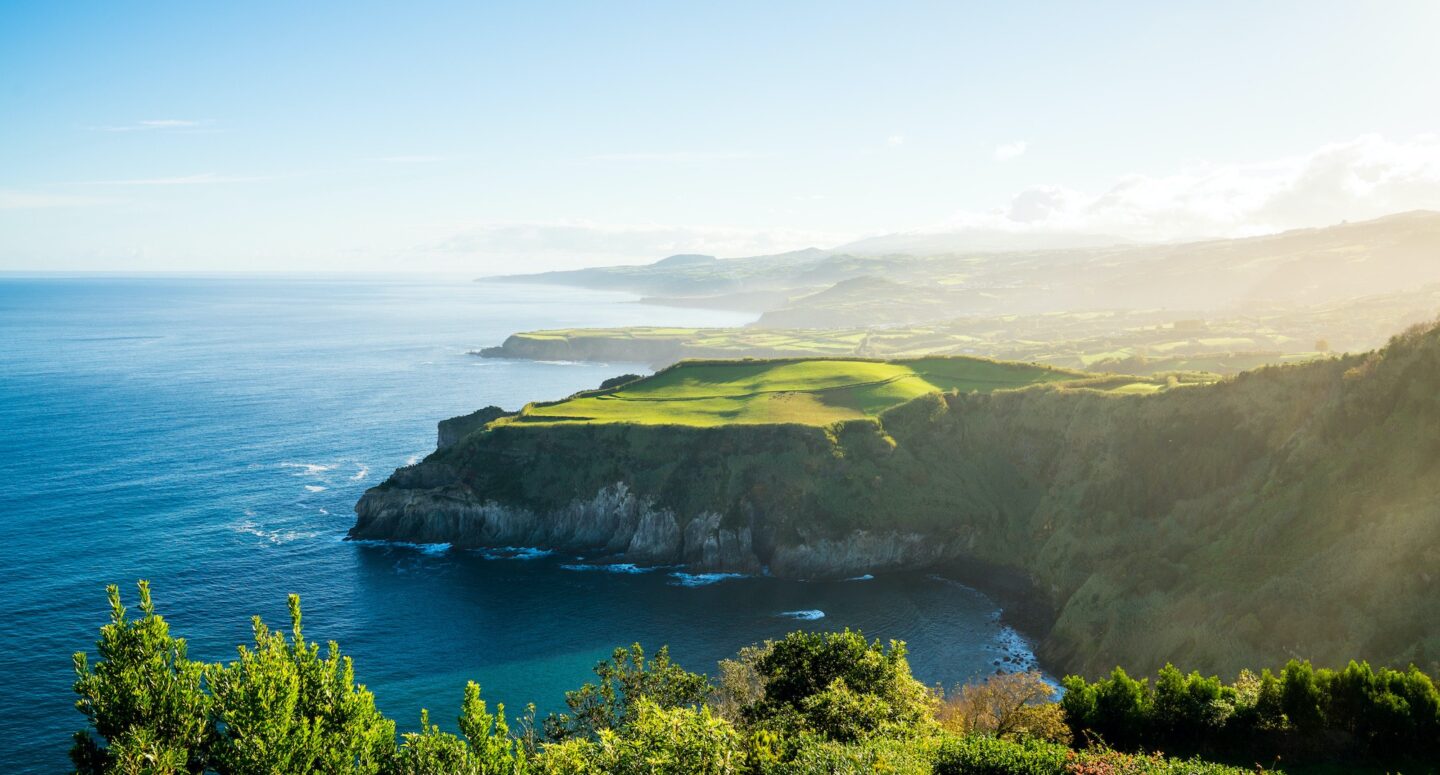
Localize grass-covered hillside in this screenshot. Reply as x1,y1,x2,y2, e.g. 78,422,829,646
507,358,1151,427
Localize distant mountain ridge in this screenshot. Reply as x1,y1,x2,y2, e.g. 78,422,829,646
486,211,1440,328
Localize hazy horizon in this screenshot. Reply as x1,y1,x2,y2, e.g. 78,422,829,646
4,1,1440,273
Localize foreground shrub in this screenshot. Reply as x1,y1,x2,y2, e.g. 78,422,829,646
71,582,213,774
394,682,529,774
744,630,936,741
206,594,395,774
939,671,1070,744
543,643,710,741
933,735,1068,775
534,699,740,774
1062,659,1440,763
763,734,939,775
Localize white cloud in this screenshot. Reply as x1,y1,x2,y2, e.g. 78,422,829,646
886,135,906,147
435,220,852,270
936,134,1440,240
90,119,212,132
993,140,1028,161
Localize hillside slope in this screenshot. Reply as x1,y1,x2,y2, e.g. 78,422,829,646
354,322,1440,678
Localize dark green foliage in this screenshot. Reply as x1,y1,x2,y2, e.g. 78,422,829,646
744,630,935,742
542,643,711,741
598,373,643,390
933,735,1068,775
1061,659,1440,765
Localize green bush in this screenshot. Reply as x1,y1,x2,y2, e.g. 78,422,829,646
933,735,1068,775
71,583,1440,774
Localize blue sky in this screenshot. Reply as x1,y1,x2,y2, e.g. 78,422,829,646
3,1,1439,271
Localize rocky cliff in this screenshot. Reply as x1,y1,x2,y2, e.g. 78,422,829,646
354,323,1440,678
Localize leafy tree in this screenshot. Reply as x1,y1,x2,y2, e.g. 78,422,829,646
71,582,211,774
535,699,739,775
938,671,1069,743
1279,660,1324,735
543,644,709,741
206,594,395,774
745,630,935,740
457,680,529,773
1151,664,1235,745
1061,667,1149,748
394,709,478,775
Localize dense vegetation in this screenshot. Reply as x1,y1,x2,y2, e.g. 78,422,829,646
366,319,1440,682
92,584,1440,774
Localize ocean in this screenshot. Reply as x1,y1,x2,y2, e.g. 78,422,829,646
0,276,1038,772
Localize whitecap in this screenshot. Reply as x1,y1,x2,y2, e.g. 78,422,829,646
844,574,875,582
477,546,555,560
404,454,420,466
349,539,452,556
562,562,653,574
304,485,327,492
350,464,369,481
231,518,321,545
280,462,333,476
777,610,826,620
667,572,746,587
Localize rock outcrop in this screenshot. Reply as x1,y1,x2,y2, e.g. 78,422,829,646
352,479,951,577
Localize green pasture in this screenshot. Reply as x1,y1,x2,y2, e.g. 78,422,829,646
509,357,1101,427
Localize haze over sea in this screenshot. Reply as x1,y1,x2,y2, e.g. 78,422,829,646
0,276,1038,772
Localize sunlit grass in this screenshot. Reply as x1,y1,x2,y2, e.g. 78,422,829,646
511,357,1127,427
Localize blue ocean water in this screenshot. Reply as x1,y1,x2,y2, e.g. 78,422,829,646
0,276,1038,772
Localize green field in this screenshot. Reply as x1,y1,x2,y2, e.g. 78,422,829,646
508,357,1129,427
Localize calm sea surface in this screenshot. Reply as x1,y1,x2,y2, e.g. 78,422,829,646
0,276,1037,772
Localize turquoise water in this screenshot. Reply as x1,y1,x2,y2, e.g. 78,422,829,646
0,276,1038,772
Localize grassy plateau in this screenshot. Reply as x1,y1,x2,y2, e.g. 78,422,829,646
506,357,1164,427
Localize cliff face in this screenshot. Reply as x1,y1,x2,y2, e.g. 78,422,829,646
352,420,960,577
355,324,1440,678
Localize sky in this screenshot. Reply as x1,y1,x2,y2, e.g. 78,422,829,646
2,0,1440,272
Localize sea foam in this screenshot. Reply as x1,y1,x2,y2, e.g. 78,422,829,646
777,609,826,620
667,572,746,587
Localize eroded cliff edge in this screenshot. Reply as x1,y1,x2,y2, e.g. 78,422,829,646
354,325,1440,678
